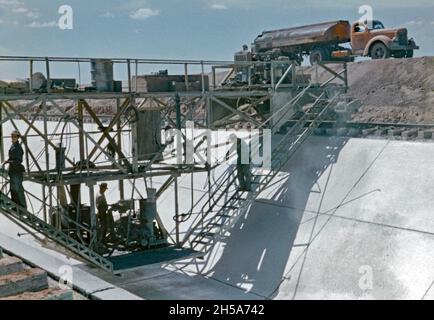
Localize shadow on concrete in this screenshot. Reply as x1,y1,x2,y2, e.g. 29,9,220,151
190,136,349,298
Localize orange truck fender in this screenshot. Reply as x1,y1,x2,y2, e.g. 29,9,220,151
363,36,393,56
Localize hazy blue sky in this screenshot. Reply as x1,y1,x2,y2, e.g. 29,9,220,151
0,0,433,80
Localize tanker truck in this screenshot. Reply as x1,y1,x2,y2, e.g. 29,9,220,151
239,20,419,66
227,19,418,86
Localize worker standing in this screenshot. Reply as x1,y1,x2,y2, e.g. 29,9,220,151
3,131,26,209
237,137,252,191
227,134,252,192
96,183,114,242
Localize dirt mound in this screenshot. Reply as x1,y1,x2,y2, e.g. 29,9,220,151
310,56,434,123
348,57,434,123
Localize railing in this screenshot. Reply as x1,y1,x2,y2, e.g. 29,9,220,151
0,55,233,96
183,89,340,250
0,169,97,243
180,166,237,245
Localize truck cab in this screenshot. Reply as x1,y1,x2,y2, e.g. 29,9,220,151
351,20,418,59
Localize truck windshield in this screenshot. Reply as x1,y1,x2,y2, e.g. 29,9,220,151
372,21,385,29
364,20,385,30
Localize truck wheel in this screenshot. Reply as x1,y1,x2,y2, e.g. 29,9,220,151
370,42,390,59
406,50,414,58
310,48,329,65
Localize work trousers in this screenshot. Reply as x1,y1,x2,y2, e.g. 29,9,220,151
9,172,27,209
97,210,114,242
237,164,252,191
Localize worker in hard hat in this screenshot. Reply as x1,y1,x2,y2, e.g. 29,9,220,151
96,183,114,243
2,131,26,209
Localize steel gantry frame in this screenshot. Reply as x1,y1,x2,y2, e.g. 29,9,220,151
0,55,350,272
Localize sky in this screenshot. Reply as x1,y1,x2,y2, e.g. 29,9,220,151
0,0,433,81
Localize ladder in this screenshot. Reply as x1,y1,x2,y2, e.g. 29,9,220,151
184,92,340,253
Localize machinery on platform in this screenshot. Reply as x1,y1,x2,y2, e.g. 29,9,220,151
228,48,298,87
50,196,167,253
109,190,167,251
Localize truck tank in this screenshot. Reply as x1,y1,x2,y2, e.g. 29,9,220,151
253,20,351,56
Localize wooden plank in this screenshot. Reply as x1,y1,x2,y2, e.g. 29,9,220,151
0,257,24,276
0,288,73,300
0,268,48,298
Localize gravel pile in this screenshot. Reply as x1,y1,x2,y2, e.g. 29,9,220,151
309,56,434,123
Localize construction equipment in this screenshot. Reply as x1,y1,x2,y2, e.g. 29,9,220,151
0,54,355,275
